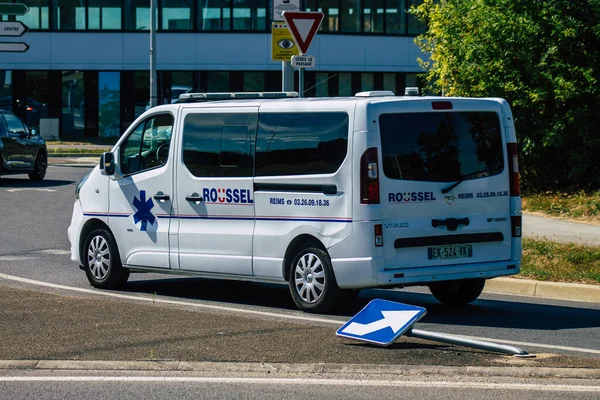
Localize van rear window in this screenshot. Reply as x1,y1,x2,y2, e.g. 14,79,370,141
379,112,504,182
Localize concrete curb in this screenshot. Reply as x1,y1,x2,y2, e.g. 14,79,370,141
0,360,599,379
484,278,600,303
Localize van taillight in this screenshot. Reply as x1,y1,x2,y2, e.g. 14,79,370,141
507,143,520,197
511,216,522,237
360,147,380,204
374,224,383,247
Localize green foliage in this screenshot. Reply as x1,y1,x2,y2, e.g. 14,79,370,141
412,0,600,190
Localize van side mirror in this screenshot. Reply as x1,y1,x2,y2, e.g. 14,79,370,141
100,152,116,176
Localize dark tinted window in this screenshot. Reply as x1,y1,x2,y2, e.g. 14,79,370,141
120,113,173,175
182,113,256,177
379,112,504,182
255,112,349,176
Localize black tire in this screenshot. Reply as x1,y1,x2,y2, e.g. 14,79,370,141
28,151,47,181
288,246,343,313
83,228,129,289
429,279,485,305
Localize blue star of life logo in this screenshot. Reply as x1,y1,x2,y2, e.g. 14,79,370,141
133,190,155,231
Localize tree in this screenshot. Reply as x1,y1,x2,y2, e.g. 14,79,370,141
412,0,600,191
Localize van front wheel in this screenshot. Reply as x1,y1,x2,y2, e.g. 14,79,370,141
289,247,342,313
84,228,129,289
429,279,485,305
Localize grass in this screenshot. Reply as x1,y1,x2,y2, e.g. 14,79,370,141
47,148,106,155
522,191,600,224
520,237,600,285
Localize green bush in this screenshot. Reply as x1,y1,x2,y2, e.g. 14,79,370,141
413,0,600,191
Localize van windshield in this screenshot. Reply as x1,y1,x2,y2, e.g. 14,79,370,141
379,111,504,182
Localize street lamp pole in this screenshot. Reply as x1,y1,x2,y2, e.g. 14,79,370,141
150,0,157,108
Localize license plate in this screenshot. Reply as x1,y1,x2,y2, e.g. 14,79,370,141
427,244,473,260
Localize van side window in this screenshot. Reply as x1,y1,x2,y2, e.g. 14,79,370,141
119,113,173,175
255,112,349,176
182,113,256,177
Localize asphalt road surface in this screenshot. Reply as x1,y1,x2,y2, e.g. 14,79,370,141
0,165,599,366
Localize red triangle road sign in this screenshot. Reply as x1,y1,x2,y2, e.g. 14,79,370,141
282,11,324,55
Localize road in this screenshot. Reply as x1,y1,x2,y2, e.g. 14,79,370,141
0,165,599,398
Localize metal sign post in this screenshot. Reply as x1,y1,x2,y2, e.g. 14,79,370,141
149,0,157,107
0,3,29,53
282,11,324,97
271,22,299,92
338,299,532,357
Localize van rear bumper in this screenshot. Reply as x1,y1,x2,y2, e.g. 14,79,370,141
331,256,520,289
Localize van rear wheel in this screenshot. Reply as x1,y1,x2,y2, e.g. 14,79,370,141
429,279,485,305
288,247,342,313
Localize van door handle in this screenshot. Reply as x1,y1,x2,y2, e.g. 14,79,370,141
431,217,469,231
185,193,204,202
153,192,170,201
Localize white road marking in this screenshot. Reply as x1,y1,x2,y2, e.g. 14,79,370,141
6,188,56,192
0,256,37,261
39,249,71,255
0,272,598,356
0,376,597,391
459,335,600,355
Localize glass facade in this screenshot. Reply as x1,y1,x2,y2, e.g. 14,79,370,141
1,0,424,34
1,69,417,138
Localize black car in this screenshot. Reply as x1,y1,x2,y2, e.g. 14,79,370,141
0,110,47,181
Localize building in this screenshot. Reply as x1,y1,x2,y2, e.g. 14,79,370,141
0,0,426,139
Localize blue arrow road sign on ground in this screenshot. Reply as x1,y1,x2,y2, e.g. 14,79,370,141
336,299,426,346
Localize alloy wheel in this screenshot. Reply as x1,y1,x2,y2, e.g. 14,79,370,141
87,235,110,280
293,252,326,304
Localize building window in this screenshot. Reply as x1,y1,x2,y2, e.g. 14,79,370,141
383,73,396,93
98,72,121,137
319,0,339,32
341,0,361,33
62,71,85,137
124,0,158,30
363,0,384,33
385,0,406,34
161,0,193,30
53,0,86,30
243,72,264,92
198,0,231,31
88,0,122,30
255,112,349,176
361,73,374,92
207,71,229,92
338,73,352,96
232,0,266,31
407,0,426,34
3,0,50,30
315,72,330,97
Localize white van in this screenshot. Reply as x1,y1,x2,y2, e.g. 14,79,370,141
68,91,522,313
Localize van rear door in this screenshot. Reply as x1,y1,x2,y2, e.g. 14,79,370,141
376,99,512,269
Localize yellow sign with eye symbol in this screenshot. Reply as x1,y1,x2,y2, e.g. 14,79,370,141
272,22,299,61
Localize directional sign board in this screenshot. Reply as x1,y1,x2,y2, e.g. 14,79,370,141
272,22,299,61
0,42,28,52
282,11,323,55
337,299,427,346
291,55,315,68
0,3,29,15
0,21,28,37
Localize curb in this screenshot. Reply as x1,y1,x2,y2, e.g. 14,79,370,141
484,278,600,303
1,360,599,379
